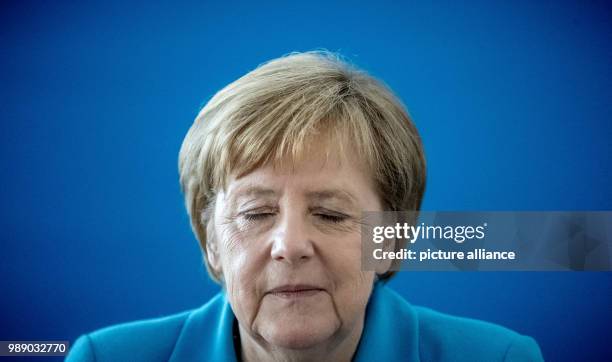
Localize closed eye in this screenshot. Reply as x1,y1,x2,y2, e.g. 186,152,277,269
243,212,275,221
314,213,348,223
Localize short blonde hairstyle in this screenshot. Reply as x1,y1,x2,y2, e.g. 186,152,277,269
179,51,426,282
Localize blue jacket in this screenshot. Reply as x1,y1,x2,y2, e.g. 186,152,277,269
66,283,544,361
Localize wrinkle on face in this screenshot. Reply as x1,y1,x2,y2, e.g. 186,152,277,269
209,142,383,355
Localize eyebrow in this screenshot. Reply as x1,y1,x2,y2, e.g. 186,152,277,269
305,189,358,207
228,186,359,207
230,186,277,202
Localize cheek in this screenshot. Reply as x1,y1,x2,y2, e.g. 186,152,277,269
218,225,269,325
320,232,363,280
319,234,375,318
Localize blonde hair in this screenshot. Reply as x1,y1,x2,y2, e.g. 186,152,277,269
179,51,426,282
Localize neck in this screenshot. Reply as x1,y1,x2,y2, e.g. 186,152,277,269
238,316,364,362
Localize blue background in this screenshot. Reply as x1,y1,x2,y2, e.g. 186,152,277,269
1,0,610,360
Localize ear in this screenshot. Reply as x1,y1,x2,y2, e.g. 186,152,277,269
204,217,223,278
363,213,396,277
374,237,395,276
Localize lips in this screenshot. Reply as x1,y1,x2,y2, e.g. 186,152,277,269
267,284,325,298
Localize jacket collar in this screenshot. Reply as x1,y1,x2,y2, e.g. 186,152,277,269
355,282,420,361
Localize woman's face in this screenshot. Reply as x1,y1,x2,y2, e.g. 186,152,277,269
209,146,383,350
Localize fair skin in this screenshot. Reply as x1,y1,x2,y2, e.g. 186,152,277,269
206,145,384,362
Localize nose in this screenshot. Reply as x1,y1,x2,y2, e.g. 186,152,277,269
270,210,315,264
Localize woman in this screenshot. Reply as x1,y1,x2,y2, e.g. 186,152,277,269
67,52,543,361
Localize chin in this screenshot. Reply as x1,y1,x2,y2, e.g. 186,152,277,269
261,319,339,350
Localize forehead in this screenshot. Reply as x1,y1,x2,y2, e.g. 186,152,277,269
222,144,377,205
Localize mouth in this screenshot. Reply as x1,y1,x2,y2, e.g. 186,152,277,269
267,284,325,299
